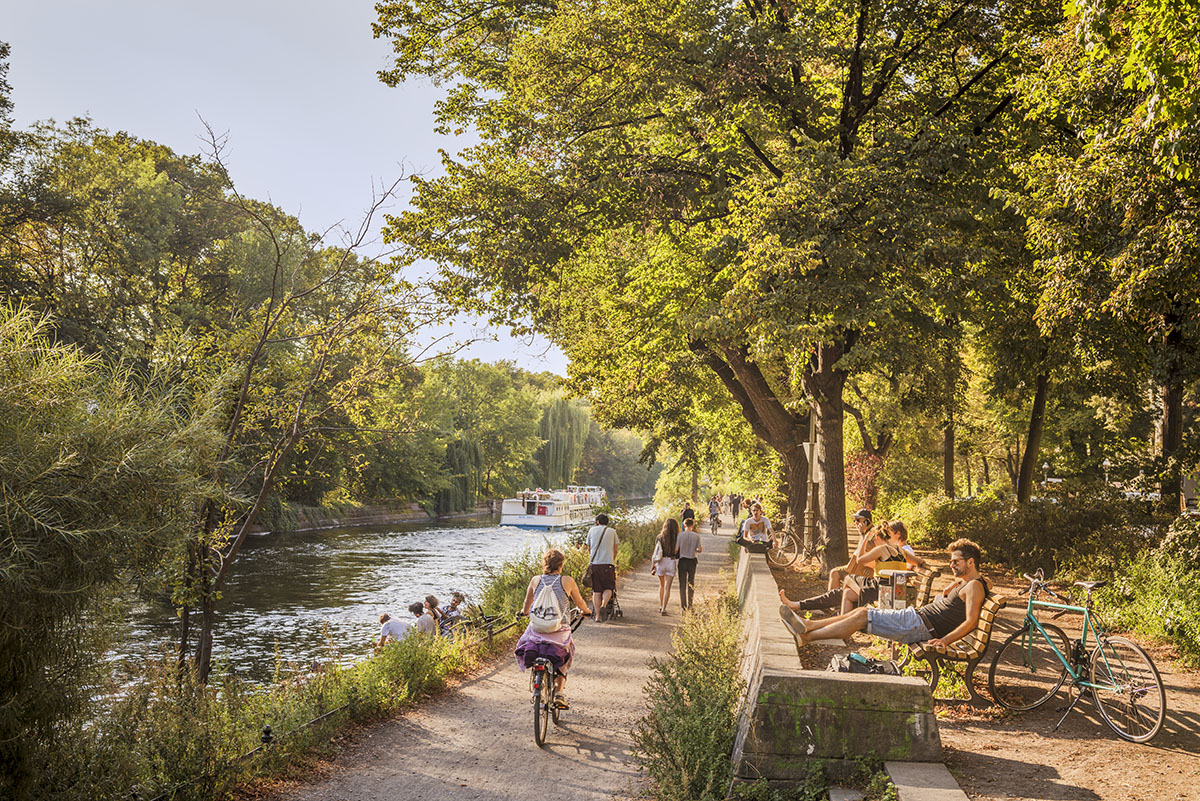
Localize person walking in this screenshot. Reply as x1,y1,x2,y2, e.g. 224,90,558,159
731,493,742,522
676,517,703,610
586,513,619,621
652,518,680,615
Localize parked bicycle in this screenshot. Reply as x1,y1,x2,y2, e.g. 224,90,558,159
766,528,801,568
987,569,1165,743
521,607,585,747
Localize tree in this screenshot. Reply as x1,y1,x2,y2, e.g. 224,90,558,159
376,0,1060,569
0,308,219,799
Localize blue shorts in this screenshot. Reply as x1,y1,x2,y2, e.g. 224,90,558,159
866,607,933,644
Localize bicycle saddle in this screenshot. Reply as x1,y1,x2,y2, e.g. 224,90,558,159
1073,580,1107,591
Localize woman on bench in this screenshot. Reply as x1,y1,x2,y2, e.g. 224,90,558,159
781,521,925,615
781,539,987,650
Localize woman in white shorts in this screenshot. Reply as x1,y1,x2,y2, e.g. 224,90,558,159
652,518,680,615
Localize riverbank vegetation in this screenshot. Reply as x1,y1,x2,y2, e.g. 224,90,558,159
634,591,745,801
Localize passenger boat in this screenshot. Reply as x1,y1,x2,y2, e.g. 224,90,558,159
499,485,607,530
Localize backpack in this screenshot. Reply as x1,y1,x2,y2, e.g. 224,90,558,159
529,577,564,633
828,653,900,675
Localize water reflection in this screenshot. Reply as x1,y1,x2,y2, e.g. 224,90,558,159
122,505,652,683
123,516,559,682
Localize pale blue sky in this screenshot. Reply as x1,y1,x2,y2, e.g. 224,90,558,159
5,1,567,374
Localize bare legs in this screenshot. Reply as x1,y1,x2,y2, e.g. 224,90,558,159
658,574,674,612
793,606,870,643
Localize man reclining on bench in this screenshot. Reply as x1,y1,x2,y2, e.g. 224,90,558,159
780,538,986,649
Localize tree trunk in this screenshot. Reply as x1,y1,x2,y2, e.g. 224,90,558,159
803,339,854,574
1160,315,1185,513
943,418,956,498
964,445,973,496
982,453,991,487
1016,371,1051,504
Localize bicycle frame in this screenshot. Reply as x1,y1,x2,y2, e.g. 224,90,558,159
1019,593,1113,693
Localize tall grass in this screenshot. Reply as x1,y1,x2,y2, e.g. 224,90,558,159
633,591,745,801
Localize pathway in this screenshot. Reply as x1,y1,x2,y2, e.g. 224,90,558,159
268,519,734,801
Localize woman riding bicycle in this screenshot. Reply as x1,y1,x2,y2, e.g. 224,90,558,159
514,548,591,709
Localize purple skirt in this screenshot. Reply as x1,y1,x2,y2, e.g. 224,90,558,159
514,623,574,675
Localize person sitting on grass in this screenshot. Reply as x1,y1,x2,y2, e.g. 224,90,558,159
376,612,411,647
411,601,437,635
780,538,987,650
439,591,466,635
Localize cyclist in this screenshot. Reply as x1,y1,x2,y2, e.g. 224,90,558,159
707,495,721,533
514,548,592,709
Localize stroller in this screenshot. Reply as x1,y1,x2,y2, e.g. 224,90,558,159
598,589,623,621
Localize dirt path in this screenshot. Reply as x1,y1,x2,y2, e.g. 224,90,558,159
264,522,732,801
773,546,1200,801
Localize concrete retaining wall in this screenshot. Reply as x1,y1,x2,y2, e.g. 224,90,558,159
731,547,942,782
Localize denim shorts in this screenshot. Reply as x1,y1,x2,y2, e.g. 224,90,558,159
866,606,933,644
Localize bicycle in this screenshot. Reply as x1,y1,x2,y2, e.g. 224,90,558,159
709,514,720,537
522,606,586,747
766,528,801,568
987,569,1165,743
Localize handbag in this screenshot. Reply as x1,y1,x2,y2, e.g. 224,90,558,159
582,526,611,589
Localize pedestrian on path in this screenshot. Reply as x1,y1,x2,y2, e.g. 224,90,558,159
676,518,703,610
585,514,618,621
652,518,680,615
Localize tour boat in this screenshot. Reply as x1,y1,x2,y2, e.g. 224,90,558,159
499,485,607,530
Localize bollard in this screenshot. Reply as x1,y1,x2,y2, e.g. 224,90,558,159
261,725,273,746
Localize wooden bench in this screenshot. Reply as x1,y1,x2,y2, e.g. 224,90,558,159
908,594,1008,707
911,565,939,608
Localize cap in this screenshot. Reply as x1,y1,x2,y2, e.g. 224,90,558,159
852,509,872,524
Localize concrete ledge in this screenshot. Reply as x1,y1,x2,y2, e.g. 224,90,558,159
885,761,970,801
732,546,942,782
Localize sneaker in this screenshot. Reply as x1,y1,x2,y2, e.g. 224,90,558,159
553,695,570,710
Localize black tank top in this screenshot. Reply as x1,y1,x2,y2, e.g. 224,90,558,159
917,577,988,639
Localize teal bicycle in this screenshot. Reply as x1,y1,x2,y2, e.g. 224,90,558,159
987,569,1165,743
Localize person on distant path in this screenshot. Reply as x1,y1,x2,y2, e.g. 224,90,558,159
707,495,721,527
439,591,466,635
652,518,680,614
586,514,619,621
411,601,437,635
515,548,592,709
676,518,703,611
735,503,773,553
731,493,742,522
680,502,695,524
376,612,411,647
781,539,988,649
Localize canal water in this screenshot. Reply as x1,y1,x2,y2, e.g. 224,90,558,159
124,508,649,683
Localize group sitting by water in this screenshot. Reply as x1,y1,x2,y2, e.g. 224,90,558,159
376,591,467,646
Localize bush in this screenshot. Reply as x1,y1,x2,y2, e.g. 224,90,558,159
904,486,1160,576
633,592,744,801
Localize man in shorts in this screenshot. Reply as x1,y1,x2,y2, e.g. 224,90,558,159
586,514,619,621
780,539,988,650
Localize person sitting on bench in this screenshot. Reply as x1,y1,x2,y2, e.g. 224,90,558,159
781,520,924,615
781,538,987,649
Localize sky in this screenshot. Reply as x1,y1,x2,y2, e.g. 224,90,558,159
4,0,568,375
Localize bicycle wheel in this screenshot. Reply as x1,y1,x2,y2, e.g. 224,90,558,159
767,532,800,568
710,517,719,536
988,623,1070,711
532,671,549,747
1090,636,1165,743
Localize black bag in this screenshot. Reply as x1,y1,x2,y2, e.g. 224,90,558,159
828,653,900,675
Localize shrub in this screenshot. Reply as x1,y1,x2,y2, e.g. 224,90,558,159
904,486,1160,575
633,592,744,801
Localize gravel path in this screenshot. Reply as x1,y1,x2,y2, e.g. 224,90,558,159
268,521,733,801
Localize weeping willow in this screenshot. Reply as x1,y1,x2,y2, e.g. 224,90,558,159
436,434,483,514
530,398,591,488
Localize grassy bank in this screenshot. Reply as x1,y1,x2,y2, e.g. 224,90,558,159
18,513,664,801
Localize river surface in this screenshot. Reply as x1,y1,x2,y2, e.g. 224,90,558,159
124,508,650,683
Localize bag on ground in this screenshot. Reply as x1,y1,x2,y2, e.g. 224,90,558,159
529,581,564,633
827,653,899,675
